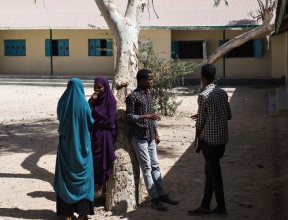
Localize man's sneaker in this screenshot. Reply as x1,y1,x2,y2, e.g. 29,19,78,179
151,198,168,211
158,195,179,205
211,207,227,216
187,207,210,216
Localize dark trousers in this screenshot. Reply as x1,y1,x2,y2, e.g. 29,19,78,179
200,140,226,211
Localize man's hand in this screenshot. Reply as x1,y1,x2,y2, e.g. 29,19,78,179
155,135,161,145
146,114,161,121
190,114,197,121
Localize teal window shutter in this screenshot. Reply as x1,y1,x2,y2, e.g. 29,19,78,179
171,41,179,59
16,40,22,56
4,40,11,56
4,40,25,56
64,39,69,56
89,39,96,56
10,41,16,56
57,40,69,56
106,40,113,56
58,40,65,56
21,40,26,56
45,40,51,56
253,39,262,58
95,40,101,56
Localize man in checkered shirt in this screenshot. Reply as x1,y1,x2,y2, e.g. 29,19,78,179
126,69,178,212
188,64,232,217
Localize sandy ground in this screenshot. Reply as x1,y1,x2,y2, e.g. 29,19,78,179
0,84,287,220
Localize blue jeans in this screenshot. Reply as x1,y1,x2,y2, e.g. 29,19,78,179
130,136,165,200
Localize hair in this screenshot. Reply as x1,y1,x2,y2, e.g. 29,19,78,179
136,69,152,83
201,64,216,83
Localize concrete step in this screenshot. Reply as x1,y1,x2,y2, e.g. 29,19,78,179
0,77,113,87
276,87,288,110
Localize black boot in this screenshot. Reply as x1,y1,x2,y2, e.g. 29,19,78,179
151,198,168,211
159,195,179,205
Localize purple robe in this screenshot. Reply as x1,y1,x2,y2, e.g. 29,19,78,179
90,77,117,186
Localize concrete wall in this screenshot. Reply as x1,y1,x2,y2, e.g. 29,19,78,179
0,30,51,76
271,32,286,79
172,30,272,78
0,28,285,79
0,29,115,76
139,29,171,60
0,29,171,77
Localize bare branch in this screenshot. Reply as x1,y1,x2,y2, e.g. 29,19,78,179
214,0,228,7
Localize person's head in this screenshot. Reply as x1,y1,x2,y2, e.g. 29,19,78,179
67,78,84,95
136,69,153,89
201,64,216,86
94,77,108,97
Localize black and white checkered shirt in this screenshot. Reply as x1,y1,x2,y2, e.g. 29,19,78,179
196,84,232,145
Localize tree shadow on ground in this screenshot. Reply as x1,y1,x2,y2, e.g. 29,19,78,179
112,86,288,220
0,118,58,219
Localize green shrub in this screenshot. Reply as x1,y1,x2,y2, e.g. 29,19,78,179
139,41,197,116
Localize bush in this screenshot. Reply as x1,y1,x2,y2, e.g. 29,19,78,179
139,41,197,116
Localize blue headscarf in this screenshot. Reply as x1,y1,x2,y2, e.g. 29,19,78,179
54,78,95,203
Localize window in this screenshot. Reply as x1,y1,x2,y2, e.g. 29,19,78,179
219,39,262,58
171,41,207,59
4,40,26,56
88,39,113,56
45,39,69,56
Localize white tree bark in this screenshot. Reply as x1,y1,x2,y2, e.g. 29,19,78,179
94,0,147,212
207,0,278,64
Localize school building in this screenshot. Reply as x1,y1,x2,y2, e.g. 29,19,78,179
0,0,287,84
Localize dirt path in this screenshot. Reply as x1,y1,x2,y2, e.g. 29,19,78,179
0,85,287,220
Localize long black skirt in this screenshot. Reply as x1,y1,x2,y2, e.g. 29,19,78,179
56,195,94,217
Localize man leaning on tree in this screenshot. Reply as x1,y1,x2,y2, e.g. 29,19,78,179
126,69,179,212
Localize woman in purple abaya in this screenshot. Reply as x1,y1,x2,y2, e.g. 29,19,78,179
88,77,117,200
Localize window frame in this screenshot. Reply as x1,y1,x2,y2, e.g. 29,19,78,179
4,40,26,56
45,39,69,56
219,39,262,58
171,40,207,59
88,39,113,57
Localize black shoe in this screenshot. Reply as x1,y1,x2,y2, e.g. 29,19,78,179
151,198,168,211
211,207,227,216
187,207,210,216
158,195,179,205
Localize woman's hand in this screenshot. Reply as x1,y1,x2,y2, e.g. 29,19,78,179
91,92,98,100
89,93,98,106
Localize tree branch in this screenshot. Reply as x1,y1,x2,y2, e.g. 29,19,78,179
94,0,124,40
125,0,146,30
207,0,277,64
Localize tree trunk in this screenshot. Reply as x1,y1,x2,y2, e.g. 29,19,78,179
94,0,147,212
106,39,148,213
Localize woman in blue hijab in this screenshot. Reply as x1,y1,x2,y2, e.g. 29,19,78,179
54,78,94,220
